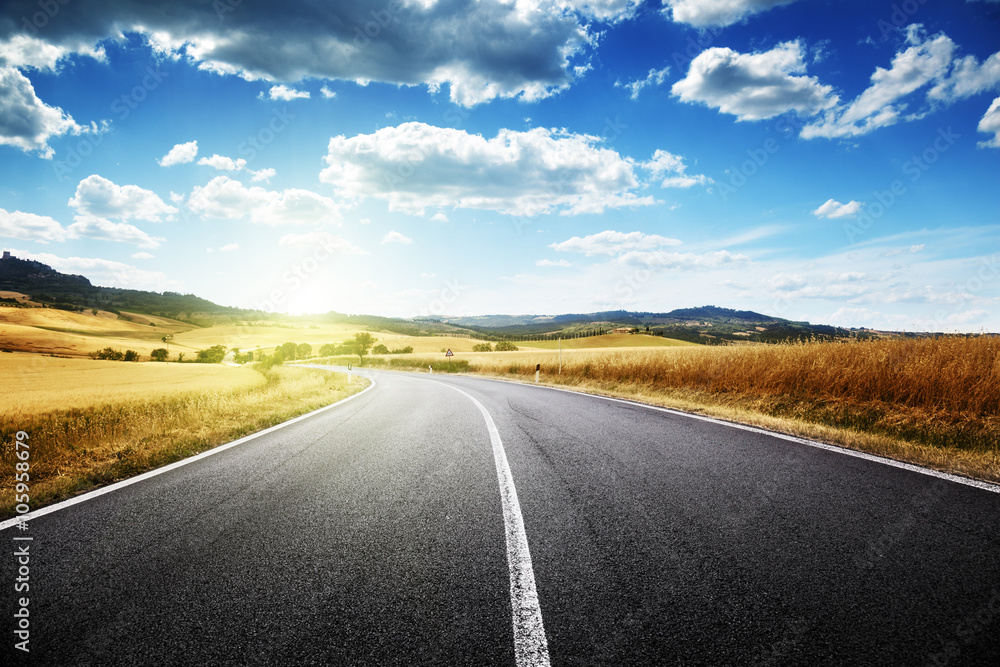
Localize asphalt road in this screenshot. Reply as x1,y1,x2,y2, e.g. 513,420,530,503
4,368,999,666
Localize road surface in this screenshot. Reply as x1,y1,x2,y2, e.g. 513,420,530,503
4,367,999,665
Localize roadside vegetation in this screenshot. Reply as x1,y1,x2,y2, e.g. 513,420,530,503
0,364,367,519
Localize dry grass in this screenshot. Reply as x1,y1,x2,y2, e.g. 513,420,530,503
333,337,1000,483
0,365,367,518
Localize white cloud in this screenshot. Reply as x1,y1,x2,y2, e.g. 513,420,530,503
158,140,198,166
198,154,248,171
813,198,863,219
0,33,106,71
0,0,636,107
249,167,276,183
261,84,310,101
381,231,413,245
803,27,957,139
663,0,798,27
188,176,342,225
978,96,1000,148
883,244,925,257
550,230,683,256
616,66,670,100
278,231,366,254
617,249,750,269
320,122,657,217
0,208,70,243
0,66,100,158
131,252,154,260
320,86,337,99
68,175,177,222
11,251,175,290
66,216,164,249
642,149,713,189
219,243,239,253
928,50,1000,102
536,258,571,267
672,41,837,122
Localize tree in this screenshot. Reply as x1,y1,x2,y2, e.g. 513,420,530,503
494,340,518,351
92,347,124,360
319,343,338,357
372,344,389,355
123,350,140,362
195,345,227,363
473,342,492,352
151,348,169,362
279,341,298,360
391,346,413,354
296,343,312,359
353,332,375,361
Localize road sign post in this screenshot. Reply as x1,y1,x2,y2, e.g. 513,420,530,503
446,348,453,372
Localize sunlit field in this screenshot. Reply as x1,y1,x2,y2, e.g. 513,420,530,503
0,354,266,415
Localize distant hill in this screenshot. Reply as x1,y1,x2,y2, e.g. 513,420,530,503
1,252,863,344
0,252,253,325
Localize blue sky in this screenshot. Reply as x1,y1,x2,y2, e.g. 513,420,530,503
1,0,998,332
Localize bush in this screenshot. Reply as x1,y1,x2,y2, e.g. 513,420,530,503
92,347,124,361
195,345,227,363
494,340,518,351
150,348,169,362
372,344,390,355
391,346,413,354
123,350,140,362
473,343,493,352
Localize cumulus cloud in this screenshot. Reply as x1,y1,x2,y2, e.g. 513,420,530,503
381,231,413,244
813,198,863,219
978,96,1000,148
663,0,799,27
642,149,712,188
803,27,956,139
278,231,366,254
66,216,164,248
0,0,635,106
198,154,248,171
320,86,337,99
261,85,309,101
0,33,105,70
536,258,571,267
68,175,177,222
616,66,670,100
158,140,198,166
188,176,342,225
550,230,683,256
0,208,70,243
320,122,657,217
0,66,99,158
671,41,837,121
249,167,276,183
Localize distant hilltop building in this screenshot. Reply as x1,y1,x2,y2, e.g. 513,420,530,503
2,251,10,260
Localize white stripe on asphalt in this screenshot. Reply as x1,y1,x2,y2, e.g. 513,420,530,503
481,377,1000,495
434,381,552,667
0,378,377,532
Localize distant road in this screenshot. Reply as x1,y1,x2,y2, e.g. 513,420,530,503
4,368,999,665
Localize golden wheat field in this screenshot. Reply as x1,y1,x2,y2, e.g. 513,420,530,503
0,353,266,415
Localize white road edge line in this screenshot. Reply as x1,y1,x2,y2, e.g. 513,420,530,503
0,377,376,532
432,380,552,667
476,377,1000,495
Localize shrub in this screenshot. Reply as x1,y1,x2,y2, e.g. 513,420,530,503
494,340,519,351
473,343,493,352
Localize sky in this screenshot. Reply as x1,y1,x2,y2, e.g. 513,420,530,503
0,0,998,332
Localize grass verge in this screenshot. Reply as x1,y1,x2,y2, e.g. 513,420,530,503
1,365,367,519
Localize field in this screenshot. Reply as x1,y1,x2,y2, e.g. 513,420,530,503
0,353,265,415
